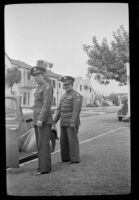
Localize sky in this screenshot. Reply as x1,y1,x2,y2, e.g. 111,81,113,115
5,3,129,95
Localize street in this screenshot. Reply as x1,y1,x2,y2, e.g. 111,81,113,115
6,108,130,195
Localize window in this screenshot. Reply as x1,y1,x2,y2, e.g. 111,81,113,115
90,88,91,92
28,71,30,80
28,92,30,105
80,85,82,91
84,85,88,90
52,80,56,88
52,97,56,106
20,96,22,105
23,70,25,85
59,82,61,88
23,92,27,105
18,70,22,85
19,92,22,104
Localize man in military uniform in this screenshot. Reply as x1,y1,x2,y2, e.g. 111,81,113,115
30,66,53,175
53,76,82,163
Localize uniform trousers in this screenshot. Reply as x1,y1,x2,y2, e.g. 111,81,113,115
34,124,51,173
60,126,80,162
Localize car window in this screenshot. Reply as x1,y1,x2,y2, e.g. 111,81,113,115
5,98,17,117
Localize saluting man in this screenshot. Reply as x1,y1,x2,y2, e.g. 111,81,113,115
53,76,83,163
30,66,53,175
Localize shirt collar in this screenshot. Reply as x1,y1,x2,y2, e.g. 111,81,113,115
37,80,46,86
65,89,73,95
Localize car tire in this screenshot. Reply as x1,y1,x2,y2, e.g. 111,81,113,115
118,116,122,121
50,131,56,153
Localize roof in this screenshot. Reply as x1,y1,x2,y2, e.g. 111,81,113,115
10,59,32,69
9,58,62,79
5,53,11,61
46,70,62,79
74,77,94,87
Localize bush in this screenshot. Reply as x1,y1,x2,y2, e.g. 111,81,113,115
102,101,110,107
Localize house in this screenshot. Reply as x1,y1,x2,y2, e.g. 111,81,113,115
5,54,64,108
46,70,63,107
10,59,35,107
5,54,96,108
9,59,64,108
73,77,96,107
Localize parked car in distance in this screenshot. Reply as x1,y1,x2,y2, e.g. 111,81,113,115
117,98,130,121
105,100,114,106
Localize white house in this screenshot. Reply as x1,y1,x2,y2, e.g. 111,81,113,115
46,70,63,107
5,54,97,108
10,59,35,107
73,77,96,106
5,54,64,108
9,59,64,108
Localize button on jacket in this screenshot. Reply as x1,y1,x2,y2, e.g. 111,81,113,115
33,81,53,125
54,90,82,126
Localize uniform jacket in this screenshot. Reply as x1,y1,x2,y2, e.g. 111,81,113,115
54,89,83,126
33,81,53,125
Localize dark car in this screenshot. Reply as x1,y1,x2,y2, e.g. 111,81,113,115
6,93,58,167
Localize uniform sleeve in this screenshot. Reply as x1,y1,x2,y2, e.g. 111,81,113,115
71,93,83,124
53,99,62,123
38,85,53,122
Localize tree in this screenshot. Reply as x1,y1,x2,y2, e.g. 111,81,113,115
93,91,104,106
83,25,129,85
6,67,21,94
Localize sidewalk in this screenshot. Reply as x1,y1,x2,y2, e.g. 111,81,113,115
80,106,120,117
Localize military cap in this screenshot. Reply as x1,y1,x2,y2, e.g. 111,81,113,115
60,76,75,84
30,66,46,76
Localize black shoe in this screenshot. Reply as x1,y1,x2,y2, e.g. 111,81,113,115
70,161,80,164
31,171,51,176
58,160,70,163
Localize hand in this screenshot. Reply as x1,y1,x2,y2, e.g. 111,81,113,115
70,123,76,128
31,121,34,128
37,120,43,127
52,123,56,128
